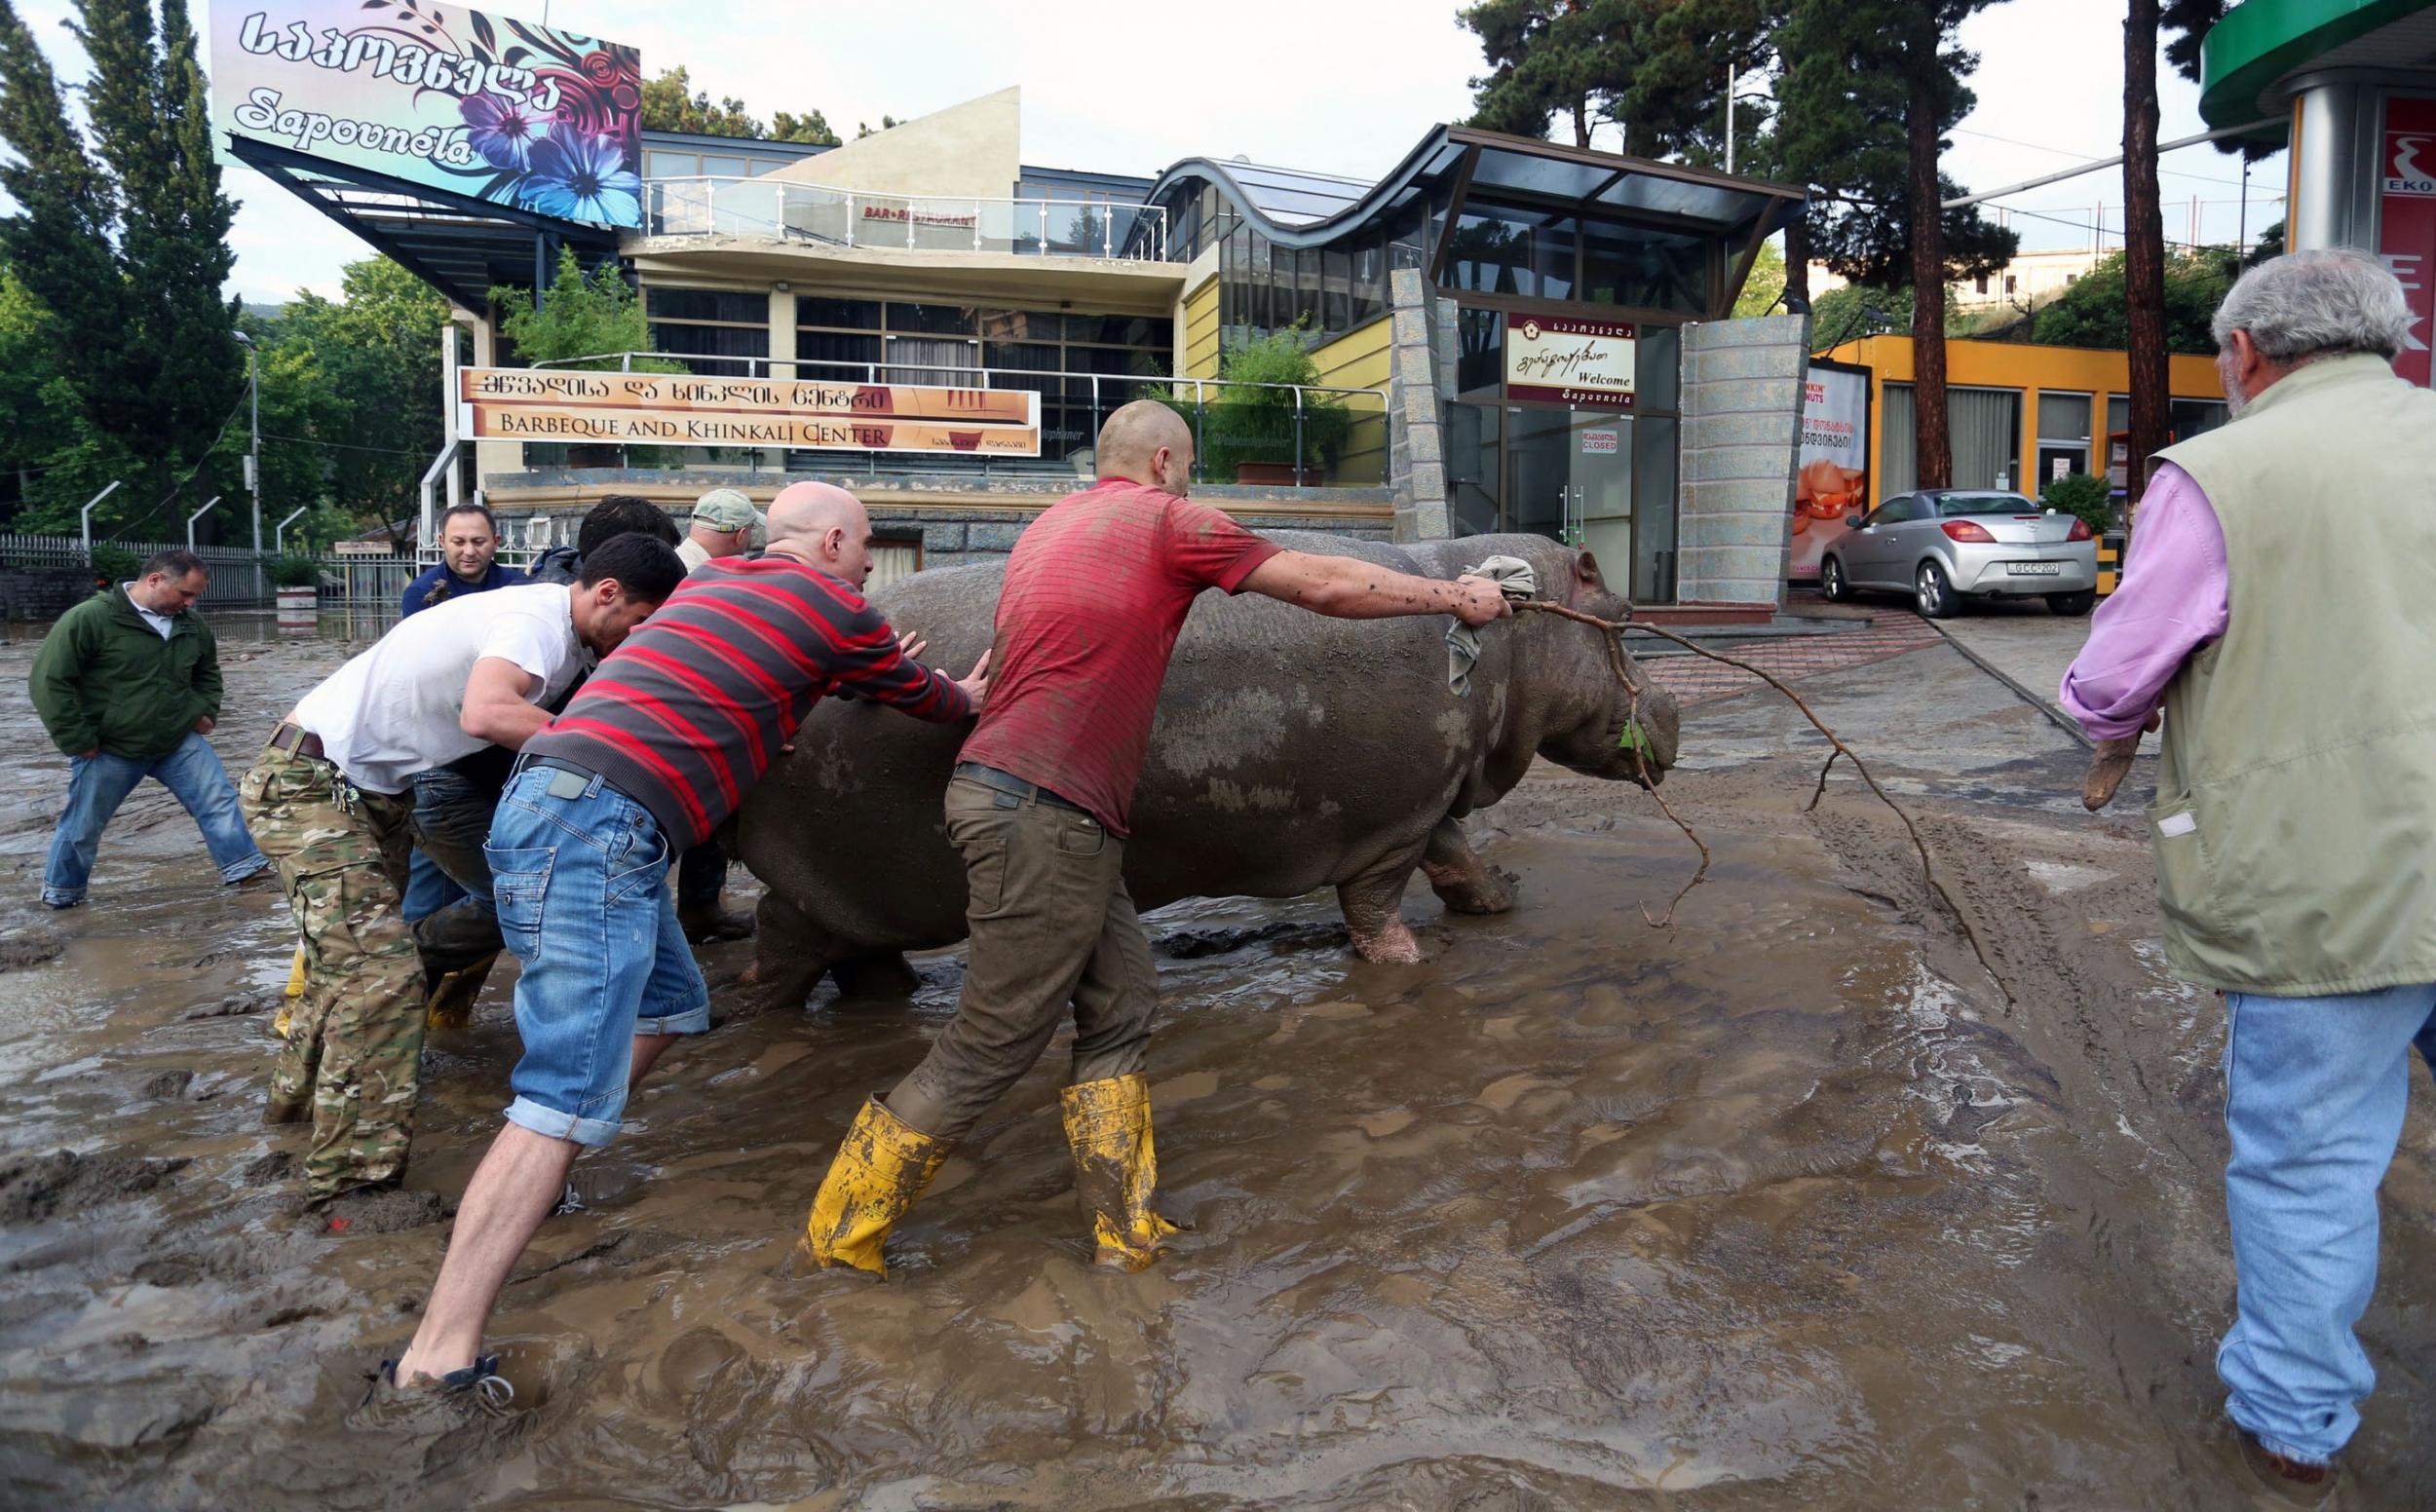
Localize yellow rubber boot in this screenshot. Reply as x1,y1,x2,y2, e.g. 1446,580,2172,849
803,1096,950,1277
273,944,307,1038
1060,1074,1185,1272
425,951,499,1031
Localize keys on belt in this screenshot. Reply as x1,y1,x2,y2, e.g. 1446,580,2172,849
952,762,1088,815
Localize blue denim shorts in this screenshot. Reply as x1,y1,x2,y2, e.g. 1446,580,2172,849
486,764,709,1148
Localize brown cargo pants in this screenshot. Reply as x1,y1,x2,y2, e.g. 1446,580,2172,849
886,775,1159,1141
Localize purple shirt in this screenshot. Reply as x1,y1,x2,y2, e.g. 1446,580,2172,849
2058,462,2231,740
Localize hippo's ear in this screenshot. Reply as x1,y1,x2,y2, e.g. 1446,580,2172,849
1573,549,1606,591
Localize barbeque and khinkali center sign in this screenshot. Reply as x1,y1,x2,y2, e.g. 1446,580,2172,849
459,370,1045,456
209,0,644,228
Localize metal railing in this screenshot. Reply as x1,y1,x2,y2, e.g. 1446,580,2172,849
513,353,1389,489
0,532,417,606
641,177,1170,261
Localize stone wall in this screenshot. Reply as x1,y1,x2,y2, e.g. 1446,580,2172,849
1384,267,1453,543
1676,314,1810,607
0,569,99,623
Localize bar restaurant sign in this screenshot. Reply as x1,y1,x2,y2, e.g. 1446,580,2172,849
459,369,1043,456
1504,313,1636,406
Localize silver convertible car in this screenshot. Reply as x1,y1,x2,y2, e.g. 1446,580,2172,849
1819,489,2100,619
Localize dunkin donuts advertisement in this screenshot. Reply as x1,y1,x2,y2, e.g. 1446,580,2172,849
458,369,1043,456
1788,359,1871,580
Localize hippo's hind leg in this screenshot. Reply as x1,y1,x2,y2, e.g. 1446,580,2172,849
831,950,922,1000
1420,816,1513,916
740,891,835,1017
1336,850,1425,964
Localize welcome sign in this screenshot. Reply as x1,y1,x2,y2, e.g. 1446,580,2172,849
1504,313,1636,406
209,0,643,228
459,369,1044,456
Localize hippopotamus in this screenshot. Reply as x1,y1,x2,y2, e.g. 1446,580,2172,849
736,531,1680,1004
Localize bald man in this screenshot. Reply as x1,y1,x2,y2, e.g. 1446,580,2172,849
803,400,1510,1278
377,481,987,1411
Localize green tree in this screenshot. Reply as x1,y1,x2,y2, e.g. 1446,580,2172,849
2246,218,2284,267
1732,239,1786,317
854,115,900,139
2030,247,2239,354
639,66,843,146
1461,0,1639,151
268,257,449,527
491,248,680,371
0,0,241,538
1777,0,2014,490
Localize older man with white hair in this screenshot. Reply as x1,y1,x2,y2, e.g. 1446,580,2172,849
2065,247,2436,1502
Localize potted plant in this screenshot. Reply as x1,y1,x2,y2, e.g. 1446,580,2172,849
1172,326,1351,486
265,555,320,612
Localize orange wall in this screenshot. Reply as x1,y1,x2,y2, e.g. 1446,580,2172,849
1820,334,2227,497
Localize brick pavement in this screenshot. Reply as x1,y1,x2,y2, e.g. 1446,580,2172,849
1638,615,1945,706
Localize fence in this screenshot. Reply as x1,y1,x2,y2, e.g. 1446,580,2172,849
642,177,1168,261
0,533,413,607
517,354,1391,489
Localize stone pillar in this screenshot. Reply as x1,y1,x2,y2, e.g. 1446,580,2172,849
1676,313,1810,608
1385,267,1451,542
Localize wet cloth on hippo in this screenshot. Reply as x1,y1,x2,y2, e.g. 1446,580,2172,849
1445,555,1538,696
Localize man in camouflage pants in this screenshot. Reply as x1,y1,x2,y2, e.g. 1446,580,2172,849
243,538,682,1206
243,737,422,1193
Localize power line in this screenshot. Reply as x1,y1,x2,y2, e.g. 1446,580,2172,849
1952,125,2265,190
261,431,432,457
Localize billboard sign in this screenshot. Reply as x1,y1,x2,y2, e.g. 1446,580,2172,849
1504,313,1636,406
1788,360,1871,581
210,0,643,228
2379,94,2436,388
458,369,1043,456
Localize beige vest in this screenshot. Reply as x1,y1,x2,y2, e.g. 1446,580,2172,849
2147,354,2436,994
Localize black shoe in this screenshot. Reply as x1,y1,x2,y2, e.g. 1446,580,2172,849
678,902,755,943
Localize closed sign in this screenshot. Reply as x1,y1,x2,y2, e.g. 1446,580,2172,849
1580,429,1618,454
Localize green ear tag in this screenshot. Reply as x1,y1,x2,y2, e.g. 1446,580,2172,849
1619,718,1651,756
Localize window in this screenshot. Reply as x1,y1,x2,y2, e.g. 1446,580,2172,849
1869,497,1916,526
795,298,1170,388
2005,275,2018,295
1580,219,1707,314
1950,389,2024,490
1975,274,1989,295
645,286,768,376
1444,206,1541,296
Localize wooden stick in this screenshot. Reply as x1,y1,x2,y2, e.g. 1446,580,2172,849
1512,600,2010,1002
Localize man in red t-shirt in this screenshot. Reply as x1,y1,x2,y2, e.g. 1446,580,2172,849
806,400,1509,1276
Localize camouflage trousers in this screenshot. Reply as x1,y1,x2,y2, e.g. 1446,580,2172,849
238,744,422,1200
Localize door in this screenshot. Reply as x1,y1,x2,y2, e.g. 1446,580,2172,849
1573,413,1633,583
1845,495,1914,586
1504,407,1571,541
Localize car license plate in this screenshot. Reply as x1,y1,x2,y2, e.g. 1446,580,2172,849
2006,561,2063,576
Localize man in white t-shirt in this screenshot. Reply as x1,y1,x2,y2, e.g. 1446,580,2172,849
237,535,686,1210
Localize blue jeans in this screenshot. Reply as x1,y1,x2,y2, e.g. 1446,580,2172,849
43,733,269,906
486,765,708,1148
401,850,468,925
2218,984,2436,1464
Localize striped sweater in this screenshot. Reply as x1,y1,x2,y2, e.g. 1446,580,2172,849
524,555,971,848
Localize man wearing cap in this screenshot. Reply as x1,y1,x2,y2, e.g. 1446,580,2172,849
677,488,760,573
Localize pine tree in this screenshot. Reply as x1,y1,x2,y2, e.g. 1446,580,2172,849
1776,0,2014,490
0,0,241,536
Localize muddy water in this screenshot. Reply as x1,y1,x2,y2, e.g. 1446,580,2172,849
1,633,2433,1507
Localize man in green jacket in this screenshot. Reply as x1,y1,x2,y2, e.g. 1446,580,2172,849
31,548,268,909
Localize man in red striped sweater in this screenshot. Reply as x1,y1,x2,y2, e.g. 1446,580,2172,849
376,482,985,1414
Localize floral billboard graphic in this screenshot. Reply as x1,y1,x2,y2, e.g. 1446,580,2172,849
209,0,642,228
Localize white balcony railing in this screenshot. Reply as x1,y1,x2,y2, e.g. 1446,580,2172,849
641,177,1169,261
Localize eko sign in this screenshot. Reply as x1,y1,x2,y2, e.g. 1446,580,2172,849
1504,313,1636,406
2379,95,2436,388
209,0,644,228
459,370,1044,456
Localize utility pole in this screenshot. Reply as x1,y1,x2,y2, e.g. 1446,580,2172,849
1725,63,1736,176
233,330,262,554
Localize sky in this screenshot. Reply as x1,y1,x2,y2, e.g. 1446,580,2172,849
12,0,2287,303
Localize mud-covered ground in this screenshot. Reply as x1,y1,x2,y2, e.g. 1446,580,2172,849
2,620,2433,1509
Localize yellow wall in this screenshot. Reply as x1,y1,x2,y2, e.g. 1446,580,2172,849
1822,334,2229,500
1183,274,1220,380
1310,318,1391,391
1310,317,1393,483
